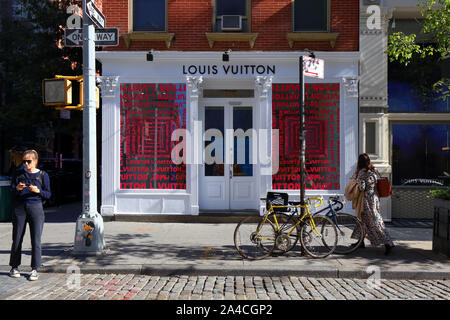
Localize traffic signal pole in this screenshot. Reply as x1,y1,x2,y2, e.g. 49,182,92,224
73,0,105,255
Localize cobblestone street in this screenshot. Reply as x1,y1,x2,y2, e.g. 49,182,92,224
0,273,449,301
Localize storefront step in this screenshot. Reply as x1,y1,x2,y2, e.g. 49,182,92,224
109,211,260,223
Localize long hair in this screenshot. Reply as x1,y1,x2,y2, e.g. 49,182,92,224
356,153,374,174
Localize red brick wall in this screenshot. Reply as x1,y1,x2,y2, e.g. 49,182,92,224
103,0,358,51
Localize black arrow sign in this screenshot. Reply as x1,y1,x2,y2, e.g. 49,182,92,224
65,28,119,47
86,0,105,29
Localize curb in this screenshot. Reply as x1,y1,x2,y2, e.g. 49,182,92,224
37,264,450,280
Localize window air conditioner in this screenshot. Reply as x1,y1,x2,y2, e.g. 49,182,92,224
363,0,380,5
221,15,242,31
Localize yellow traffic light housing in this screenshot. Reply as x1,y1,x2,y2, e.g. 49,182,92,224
42,75,99,110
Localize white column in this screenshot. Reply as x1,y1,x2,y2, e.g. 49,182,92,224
186,76,203,215
255,76,273,209
359,3,393,221
97,75,119,216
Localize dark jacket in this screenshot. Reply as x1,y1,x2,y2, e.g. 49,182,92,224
11,170,51,204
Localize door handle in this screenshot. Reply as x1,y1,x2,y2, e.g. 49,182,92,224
230,166,233,179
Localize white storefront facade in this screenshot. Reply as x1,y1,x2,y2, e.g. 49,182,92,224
97,51,359,218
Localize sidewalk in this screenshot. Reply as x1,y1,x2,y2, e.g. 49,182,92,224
0,201,448,280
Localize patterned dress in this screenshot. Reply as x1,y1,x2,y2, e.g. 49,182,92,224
351,168,394,246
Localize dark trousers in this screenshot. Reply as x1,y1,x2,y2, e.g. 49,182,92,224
9,202,45,270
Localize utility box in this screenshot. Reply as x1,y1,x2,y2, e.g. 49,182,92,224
433,200,450,258
0,178,13,222
73,213,106,255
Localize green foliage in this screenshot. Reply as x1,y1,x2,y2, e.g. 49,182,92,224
428,188,450,200
0,0,83,146
386,0,450,99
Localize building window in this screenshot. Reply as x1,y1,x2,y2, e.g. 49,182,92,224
120,83,186,190
392,124,450,186
388,50,450,113
365,122,377,155
293,0,329,32
214,0,250,32
133,0,166,32
272,83,340,190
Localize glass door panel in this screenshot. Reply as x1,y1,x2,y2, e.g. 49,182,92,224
233,107,253,177
204,107,224,177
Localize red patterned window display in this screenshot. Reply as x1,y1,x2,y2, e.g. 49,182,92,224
120,83,186,189
272,83,340,190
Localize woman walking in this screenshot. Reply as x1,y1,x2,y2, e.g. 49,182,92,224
351,153,395,255
9,150,51,280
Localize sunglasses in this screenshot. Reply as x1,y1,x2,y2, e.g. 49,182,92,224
22,160,33,164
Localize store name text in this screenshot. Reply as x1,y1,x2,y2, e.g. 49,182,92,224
182,64,275,76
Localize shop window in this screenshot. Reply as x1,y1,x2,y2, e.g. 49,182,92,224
293,0,329,32
365,122,376,155
214,0,250,32
392,124,450,186
120,83,186,190
133,0,166,32
388,52,450,113
272,83,340,190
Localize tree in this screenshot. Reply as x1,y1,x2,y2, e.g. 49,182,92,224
386,0,450,99
0,0,83,153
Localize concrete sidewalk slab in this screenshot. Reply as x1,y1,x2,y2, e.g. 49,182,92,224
0,202,448,280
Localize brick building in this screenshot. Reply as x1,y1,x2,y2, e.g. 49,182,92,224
96,0,361,218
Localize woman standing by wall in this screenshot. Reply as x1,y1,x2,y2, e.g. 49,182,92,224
9,150,51,280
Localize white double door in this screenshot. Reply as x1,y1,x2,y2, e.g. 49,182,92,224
199,99,258,210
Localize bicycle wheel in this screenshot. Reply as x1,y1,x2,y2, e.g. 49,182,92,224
267,213,300,254
333,213,365,254
300,215,337,258
234,216,276,260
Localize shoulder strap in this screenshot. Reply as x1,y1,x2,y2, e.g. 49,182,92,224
35,170,45,185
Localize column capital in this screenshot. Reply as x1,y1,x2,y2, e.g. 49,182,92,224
97,76,119,98
255,76,273,97
186,76,203,97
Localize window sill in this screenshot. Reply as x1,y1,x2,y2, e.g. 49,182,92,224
122,32,175,48
286,32,339,48
205,32,258,48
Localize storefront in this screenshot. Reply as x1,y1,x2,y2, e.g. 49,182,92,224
96,51,359,217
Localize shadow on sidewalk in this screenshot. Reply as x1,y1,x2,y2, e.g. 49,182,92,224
40,232,447,269
44,201,82,223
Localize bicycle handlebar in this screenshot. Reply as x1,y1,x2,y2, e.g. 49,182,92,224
328,196,344,211
308,197,323,208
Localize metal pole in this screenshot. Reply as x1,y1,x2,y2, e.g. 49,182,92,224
299,56,306,212
299,56,306,256
73,0,105,255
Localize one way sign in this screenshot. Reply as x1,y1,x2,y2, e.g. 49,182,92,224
64,28,119,47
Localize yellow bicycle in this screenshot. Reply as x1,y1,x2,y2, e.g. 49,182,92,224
234,192,338,260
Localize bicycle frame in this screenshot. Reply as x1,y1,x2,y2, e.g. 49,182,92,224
265,197,324,238
313,202,344,234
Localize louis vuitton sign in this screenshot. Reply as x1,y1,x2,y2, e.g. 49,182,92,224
182,64,276,76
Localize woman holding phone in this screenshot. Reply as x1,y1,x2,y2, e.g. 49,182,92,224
9,150,51,280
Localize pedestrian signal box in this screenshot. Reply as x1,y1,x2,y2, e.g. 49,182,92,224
42,78,73,106
42,75,99,110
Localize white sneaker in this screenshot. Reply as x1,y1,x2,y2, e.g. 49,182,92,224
9,268,20,278
29,270,38,281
